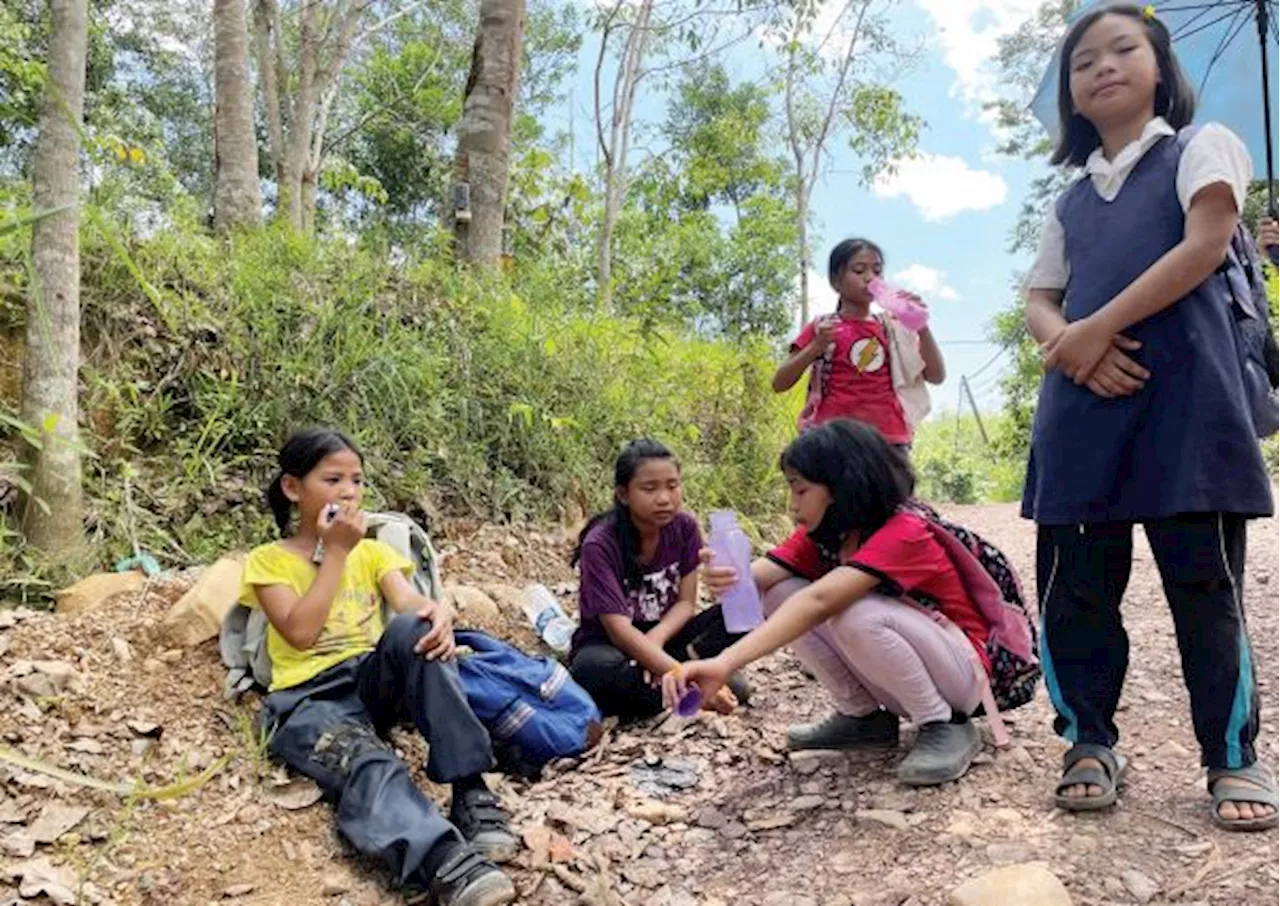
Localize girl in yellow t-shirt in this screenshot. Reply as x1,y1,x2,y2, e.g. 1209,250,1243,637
240,427,516,906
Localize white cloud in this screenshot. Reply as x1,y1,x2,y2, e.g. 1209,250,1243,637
872,153,1008,221
913,0,1044,127
891,264,960,301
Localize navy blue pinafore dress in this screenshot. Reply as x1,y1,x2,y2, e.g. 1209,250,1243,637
1022,134,1274,525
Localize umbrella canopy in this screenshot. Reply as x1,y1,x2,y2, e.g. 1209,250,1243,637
1032,0,1279,197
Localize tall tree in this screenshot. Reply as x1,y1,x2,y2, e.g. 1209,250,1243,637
590,0,766,310
21,0,88,556
451,0,526,265
214,0,263,231
773,0,920,322
254,0,370,231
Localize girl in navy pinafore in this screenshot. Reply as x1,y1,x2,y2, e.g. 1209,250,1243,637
1023,5,1275,830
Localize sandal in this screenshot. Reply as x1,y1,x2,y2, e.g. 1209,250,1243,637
1208,763,1279,832
1055,743,1127,812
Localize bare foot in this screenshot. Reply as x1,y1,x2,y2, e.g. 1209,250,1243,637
1213,775,1277,824
1059,757,1105,801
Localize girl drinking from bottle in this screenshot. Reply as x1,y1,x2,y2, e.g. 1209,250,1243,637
241,428,518,905
773,238,946,448
1024,4,1274,828
665,420,1003,787
568,439,746,719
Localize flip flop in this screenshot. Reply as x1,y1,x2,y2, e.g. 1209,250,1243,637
1208,763,1279,832
1055,743,1127,812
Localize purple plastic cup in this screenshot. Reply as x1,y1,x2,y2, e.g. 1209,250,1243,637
675,685,703,717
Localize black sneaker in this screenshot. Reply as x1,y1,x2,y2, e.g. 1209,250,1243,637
415,845,515,906
897,719,981,786
450,787,519,864
786,709,899,750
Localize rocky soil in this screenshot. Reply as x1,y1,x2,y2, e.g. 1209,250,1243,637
0,505,1275,906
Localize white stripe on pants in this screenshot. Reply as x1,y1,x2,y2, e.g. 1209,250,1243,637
764,578,981,726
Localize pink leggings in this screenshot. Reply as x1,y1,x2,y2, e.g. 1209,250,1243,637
764,578,981,726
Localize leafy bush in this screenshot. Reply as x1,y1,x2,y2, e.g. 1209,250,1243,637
1,212,802,580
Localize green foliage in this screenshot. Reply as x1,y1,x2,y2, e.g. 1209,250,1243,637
0,214,801,581
911,413,1026,506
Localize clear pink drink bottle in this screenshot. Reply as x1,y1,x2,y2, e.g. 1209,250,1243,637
867,278,929,331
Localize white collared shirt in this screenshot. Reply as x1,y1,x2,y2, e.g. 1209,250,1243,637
1025,117,1252,291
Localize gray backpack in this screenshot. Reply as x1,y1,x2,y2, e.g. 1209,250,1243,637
219,512,443,698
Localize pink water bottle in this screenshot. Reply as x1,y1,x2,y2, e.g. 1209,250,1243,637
867,278,929,331
708,510,763,633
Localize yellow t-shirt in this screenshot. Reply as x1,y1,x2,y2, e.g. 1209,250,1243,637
239,539,414,691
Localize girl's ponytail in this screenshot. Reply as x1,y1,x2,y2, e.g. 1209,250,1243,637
265,473,292,536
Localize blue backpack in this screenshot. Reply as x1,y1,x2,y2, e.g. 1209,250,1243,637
454,630,601,778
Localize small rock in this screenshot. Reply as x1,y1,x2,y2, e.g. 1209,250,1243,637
223,883,257,898
949,864,1072,906
29,804,90,843
158,649,183,665
322,873,352,897
985,842,1033,865
161,556,245,647
719,821,748,840
1,830,36,858
14,674,57,699
788,751,824,775
789,795,824,811
855,809,909,831
1120,868,1159,904
443,586,501,623
1151,739,1190,760
55,572,144,616
67,739,104,755
130,739,154,757
624,800,687,826
763,894,816,906
745,809,796,832
265,777,324,811
830,850,859,875
9,856,78,905
1008,745,1035,769
142,658,164,673
125,720,161,738
110,638,133,664
693,806,727,830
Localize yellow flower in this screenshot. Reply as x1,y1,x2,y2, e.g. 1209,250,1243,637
128,146,146,166
113,144,127,162
1143,4,1157,20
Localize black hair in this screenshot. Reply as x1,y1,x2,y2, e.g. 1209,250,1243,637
265,427,363,535
1051,4,1196,167
827,238,885,291
571,439,678,590
780,419,914,551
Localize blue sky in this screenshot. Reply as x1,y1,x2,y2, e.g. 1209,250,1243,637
544,0,1055,412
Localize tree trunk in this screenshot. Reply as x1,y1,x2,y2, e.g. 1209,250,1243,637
796,186,810,323
280,0,319,230
21,0,88,557
594,0,651,309
213,0,263,232
451,0,526,266
252,0,287,187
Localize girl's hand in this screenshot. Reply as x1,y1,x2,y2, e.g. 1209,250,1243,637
1085,335,1150,399
321,505,366,554
698,548,737,596
661,656,731,711
413,598,456,661
812,317,837,352
1257,217,1278,256
1042,316,1112,383
704,686,738,715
